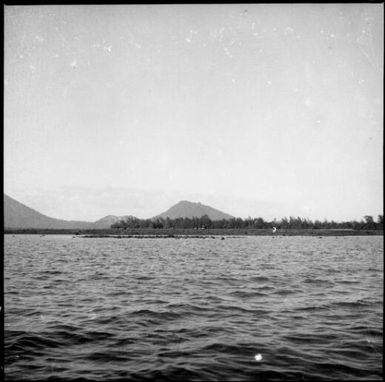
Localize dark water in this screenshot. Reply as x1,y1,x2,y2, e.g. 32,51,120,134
4,235,383,381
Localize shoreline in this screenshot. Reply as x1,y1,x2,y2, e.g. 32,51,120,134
4,228,383,237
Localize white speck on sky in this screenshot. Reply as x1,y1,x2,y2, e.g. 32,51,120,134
223,46,232,58
4,4,383,221
285,26,294,34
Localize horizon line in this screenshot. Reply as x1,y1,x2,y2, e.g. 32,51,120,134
4,192,383,224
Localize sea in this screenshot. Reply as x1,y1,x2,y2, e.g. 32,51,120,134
4,234,383,381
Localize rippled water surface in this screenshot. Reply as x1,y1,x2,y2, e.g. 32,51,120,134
4,235,383,381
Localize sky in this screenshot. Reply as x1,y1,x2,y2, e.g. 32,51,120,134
4,4,383,221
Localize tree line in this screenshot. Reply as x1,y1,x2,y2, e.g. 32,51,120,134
111,214,383,230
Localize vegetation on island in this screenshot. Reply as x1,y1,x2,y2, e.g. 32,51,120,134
111,214,383,230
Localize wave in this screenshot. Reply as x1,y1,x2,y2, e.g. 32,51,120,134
4,235,383,381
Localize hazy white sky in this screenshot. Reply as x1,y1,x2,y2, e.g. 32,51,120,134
4,4,383,221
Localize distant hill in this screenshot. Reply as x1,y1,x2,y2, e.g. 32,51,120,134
92,215,134,229
4,194,94,229
4,195,233,229
153,200,234,220
4,194,134,229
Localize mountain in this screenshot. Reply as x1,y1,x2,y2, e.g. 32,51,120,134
92,215,134,229
153,200,234,220
4,195,234,229
4,194,94,229
4,194,136,229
